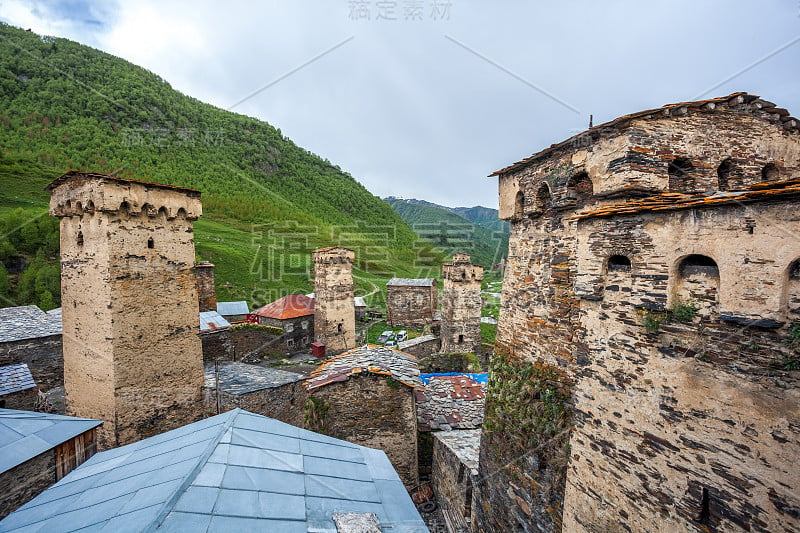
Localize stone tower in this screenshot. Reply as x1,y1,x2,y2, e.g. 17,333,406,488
194,261,216,312
440,253,484,354
48,171,204,449
313,246,355,352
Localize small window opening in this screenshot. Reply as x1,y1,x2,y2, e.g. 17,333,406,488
147,237,154,249
679,255,719,278
513,191,525,220
534,183,552,214
717,158,733,190
77,231,84,246
607,255,631,272
119,201,130,215
762,163,779,182
458,334,464,344
668,158,694,192
696,487,710,523
790,259,800,280
566,171,593,206
337,323,343,334
462,271,466,279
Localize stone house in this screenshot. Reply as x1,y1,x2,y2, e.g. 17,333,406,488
0,364,37,410
202,361,305,427
415,373,486,432
386,278,438,328
252,294,315,351
432,429,481,531
0,409,102,519
305,345,424,489
0,306,62,394
440,255,483,354
199,310,233,362
477,92,800,532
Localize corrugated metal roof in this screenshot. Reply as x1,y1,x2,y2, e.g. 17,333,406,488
0,306,62,343
0,364,36,396
386,278,436,287
216,301,249,317
199,311,232,332
203,362,302,394
253,295,314,320
306,345,424,391
0,409,103,474
0,409,426,532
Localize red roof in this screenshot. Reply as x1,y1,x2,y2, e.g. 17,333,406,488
253,294,315,320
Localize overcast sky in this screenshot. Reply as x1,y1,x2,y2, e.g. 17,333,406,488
2,0,799,208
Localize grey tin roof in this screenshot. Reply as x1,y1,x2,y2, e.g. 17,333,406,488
203,362,303,394
0,409,103,475
199,311,232,333
216,301,249,316
0,306,62,343
0,364,36,396
386,278,436,287
0,409,427,532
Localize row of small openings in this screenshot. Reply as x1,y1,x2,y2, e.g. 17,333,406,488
607,254,719,276
118,201,188,219
513,172,595,220
76,231,155,249
62,200,95,215
669,158,781,193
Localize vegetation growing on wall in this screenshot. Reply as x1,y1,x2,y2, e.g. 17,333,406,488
303,394,330,434
482,349,574,529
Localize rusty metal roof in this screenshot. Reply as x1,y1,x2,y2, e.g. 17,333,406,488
306,345,424,391
253,295,315,320
490,92,799,177
45,170,201,195
570,177,800,220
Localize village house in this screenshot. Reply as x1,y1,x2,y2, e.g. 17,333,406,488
215,300,250,323
252,294,315,351
199,310,233,362
0,306,63,395
0,409,102,519
0,364,37,410
386,278,438,328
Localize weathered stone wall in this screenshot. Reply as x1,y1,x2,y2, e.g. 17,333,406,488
398,335,441,360
386,284,438,328
52,174,204,449
0,335,63,391
305,373,419,489
480,98,800,533
441,258,484,355
203,380,306,428
200,329,234,362
0,388,37,410
227,325,281,359
194,261,216,312
257,315,313,351
0,451,54,519
432,430,480,525
313,247,356,352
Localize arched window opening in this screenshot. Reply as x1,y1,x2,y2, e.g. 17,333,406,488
668,158,695,193
675,255,719,319
147,237,154,249
119,201,130,215
607,255,631,272
679,255,719,278
176,208,187,219
85,200,95,214
762,163,779,182
566,171,593,207
77,231,84,246
158,206,169,221
513,191,525,220
534,183,551,215
74,201,83,215
337,323,343,334
717,159,733,191
141,203,155,217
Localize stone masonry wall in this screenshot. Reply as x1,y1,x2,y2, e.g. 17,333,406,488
306,373,419,489
386,285,438,328
0,335,63,391
203,380,306,428
441,259,483,355
313,247,356,352
0,451,54,519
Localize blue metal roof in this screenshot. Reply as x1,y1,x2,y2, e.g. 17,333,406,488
0,364,36,396
0,409,427,532
0,409,103,475
419,372,489,385
215,301,249,317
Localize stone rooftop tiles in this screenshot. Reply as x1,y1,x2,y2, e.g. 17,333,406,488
386,278,436,287
398,335,438,351
203,362,303,395
0,364,36,396
415,374,487,432
0,409,103,474
306,345,424,391
0,409,427,532
0,306,62,343
433,430,481,476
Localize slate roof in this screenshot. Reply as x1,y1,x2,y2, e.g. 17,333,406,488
215,301,249,317
433,430,481,476
199,311,232,333
0,306,62,343
0,409,103,475
306,345,424,391
253,295,315,320
386,278,436,288
0,364,36,396
203,362,303,395
415,374,487,432
0,409,427,532
490,92,800,177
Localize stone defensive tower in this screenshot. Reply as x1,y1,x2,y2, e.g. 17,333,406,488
194,261,216,312
440,253,483,354
313,246,355,352
48,171,204,449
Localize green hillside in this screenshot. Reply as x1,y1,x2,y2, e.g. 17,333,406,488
384,197,507,270
0,23,445,310
453,205,510,234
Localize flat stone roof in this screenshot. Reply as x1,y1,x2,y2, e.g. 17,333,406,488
433,429,482,476
0,306,62,343
203,362,303,395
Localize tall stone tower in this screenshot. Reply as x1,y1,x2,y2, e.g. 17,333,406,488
440,253,484,354
48,171,204,449
313,246,355,352
194,261,216,312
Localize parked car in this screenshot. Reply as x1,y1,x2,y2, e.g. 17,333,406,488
385,340,397,348
376,330,393,344
396,330,408,343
